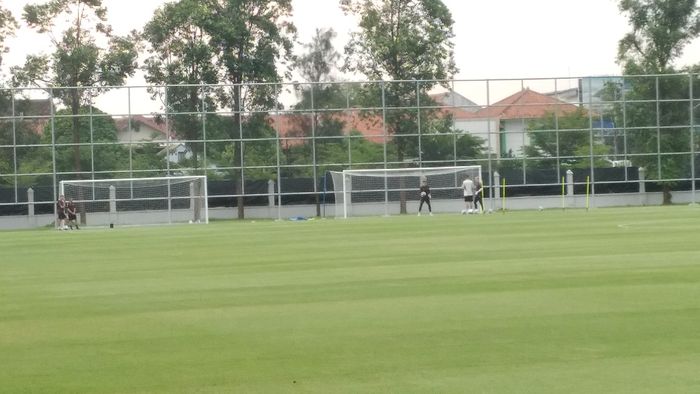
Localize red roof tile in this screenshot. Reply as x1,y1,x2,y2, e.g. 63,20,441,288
269,112,388,146
476,88,578,120
114,115,170,138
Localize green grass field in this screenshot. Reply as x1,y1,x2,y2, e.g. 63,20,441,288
2,206,700,393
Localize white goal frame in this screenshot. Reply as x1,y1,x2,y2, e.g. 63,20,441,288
59,175,208,227
331,166,482,218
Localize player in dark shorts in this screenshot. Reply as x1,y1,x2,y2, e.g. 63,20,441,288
66,199,79,230
418,176,433,216
473,176,484,213
56,195,67,230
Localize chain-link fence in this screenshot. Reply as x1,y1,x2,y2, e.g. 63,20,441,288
1,74,698,225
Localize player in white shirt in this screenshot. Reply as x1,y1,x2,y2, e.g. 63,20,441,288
462,175,474,213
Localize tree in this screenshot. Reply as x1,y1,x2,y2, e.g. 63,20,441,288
0,4,19,181
617,0,700,73
617,0,700,204
40,107,127,173
12,0,139,209
341,0,458,213
145,0,295,218
143,0,220,171
0,99,46,183
0,1,17,70
16,107,129,187
288,28,345,215
202,0,296,219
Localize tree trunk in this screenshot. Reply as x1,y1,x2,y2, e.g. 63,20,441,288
313,113,320,217
662,183,672,205
70,93,86,225
232,86,244,219
397,142,407,214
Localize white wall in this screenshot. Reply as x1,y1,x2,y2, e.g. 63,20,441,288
3,191,697,229
453,118,500,154
502,118,530,156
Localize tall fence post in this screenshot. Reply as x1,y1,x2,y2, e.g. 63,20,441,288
189,181,200,222
566,170,574,197
638,167,646,206
190,182,195,210
493,171,500,200
109,185,116,213
268,180,275,207
27,187,35,217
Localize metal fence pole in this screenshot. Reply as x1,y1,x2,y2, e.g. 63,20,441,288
382,82,388,216
690,73,696,204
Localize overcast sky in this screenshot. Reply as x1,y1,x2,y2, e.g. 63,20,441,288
2,0,699,111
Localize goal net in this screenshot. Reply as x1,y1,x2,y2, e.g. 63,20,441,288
330,166,482,218
59,176,208,227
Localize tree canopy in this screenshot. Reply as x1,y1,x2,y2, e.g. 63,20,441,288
616,0,700,203
617,0,700,73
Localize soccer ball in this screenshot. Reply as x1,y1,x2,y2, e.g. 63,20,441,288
188,220,193,224
461,209,467,215
538,206,544,211
420,191,427,197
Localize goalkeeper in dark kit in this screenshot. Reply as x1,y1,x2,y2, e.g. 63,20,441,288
417,176,432,216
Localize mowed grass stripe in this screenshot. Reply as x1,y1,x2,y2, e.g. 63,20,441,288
1,206,699,393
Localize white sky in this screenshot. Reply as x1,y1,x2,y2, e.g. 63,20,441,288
2,0,699,112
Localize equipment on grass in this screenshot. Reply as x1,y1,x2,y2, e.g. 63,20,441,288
330,166,481,218
60,176,208,227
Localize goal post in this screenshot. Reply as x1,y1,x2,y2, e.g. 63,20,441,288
59,175,208,227
330,166,482,218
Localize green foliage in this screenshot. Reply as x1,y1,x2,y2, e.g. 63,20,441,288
421,132,485,163
341,0,467,215
524,108,611,169
218,113,279,180
14,0,139,102
131,143,167,174
284,29,348,177
143,0,221,170
143,0,296,218
0,2,17,68
294,28,341,83
0,96,42,179
342,0,457,82
602,75,694,182
197,0,296,106
12,0,139,185
617,0,700,72
33,107,128,175
615,0,699,203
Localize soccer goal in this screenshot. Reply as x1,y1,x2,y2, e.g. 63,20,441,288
59,175,208,227
330,166,481,218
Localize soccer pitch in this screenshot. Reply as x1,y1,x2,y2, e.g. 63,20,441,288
2,207,700,393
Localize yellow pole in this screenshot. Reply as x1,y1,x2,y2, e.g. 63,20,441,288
561,176,565,211
586,175,590,211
